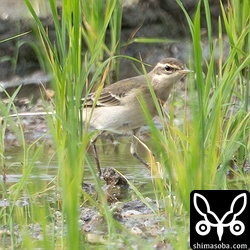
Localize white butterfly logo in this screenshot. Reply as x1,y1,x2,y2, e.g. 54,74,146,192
193,193,247,241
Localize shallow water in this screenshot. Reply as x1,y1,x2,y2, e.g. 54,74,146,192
0,136,155,205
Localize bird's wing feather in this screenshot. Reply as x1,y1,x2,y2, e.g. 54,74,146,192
83,91,125,107
82,75,145,108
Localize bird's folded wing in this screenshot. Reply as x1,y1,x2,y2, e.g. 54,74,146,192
83,91,125,107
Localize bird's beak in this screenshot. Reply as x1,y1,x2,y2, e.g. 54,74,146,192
180,69,193,74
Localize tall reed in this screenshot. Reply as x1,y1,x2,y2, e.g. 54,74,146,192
144,0,250,248
24,0,123,248
1,0,249,248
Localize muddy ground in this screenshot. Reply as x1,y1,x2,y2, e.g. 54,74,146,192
0,1,248,248
0,86,184,249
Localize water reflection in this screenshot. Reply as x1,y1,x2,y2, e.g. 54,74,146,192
0,137,155,205
90,137,152,180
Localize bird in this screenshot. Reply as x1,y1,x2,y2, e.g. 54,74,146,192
82,58,192,177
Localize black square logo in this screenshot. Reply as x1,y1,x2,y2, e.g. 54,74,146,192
190,190,250,250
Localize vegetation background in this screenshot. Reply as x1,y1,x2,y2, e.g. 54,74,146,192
0,0,249,249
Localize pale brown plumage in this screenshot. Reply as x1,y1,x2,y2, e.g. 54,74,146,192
83,58,192,177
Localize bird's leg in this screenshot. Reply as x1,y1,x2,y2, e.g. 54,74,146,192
130,129,150,170
91,131,104,178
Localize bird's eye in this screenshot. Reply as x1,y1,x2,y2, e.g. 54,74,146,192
165,64,172,72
